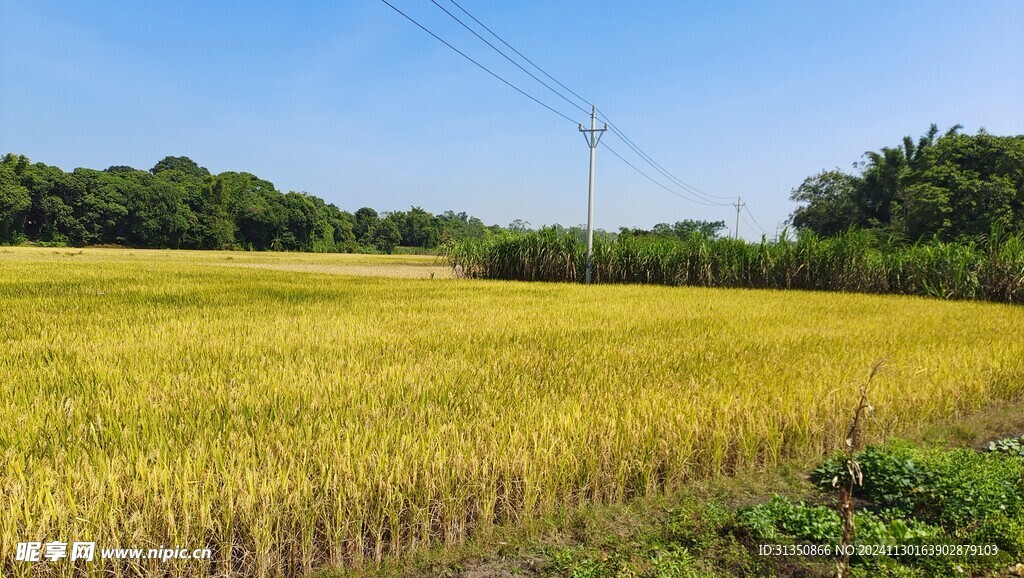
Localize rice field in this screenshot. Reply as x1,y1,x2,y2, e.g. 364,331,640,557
2,246,1023,576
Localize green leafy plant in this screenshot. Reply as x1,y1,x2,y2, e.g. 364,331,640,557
813,443,933,515
648,545,695,578
854,511,941,546
737,495,841,543
813,442,1024,556
919,450,1024,536
987,435,1024,457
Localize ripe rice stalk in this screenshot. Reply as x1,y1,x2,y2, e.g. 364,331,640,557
2,247,1023,576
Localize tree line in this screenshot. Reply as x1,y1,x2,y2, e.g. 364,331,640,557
5,124,1018,253
0,153,728,253
0,154,510,253
789,125,1024,240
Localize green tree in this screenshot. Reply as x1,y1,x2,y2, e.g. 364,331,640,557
789,170,862,236
914,130,1022,238
371,218,401,254
508,219,531,232
672,219,726,238
125,174,194,247
104,165,138,173
354,207,379,243
789,125,1023,240
67,168,130,245
277,192,320,251
151,156,211,180
216,172,284,250
194,175,237,249
400,206,439,247
0,159,31,242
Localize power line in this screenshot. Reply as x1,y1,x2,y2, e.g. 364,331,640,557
382,0,705,211
435,0,734,208
601,122,732,206
445,0,593,110
601,142,729,207
597,109,734,203
381,0,748,216
428,0,590,117
743,205,768,235
740,211,761,238
378,0,582,125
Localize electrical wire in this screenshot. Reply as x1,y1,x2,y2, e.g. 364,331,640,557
743,204,767,234
445,0,593,110
600,142,730,207
601,124,732,206
428,0,590,117
436,0,734,208
597,109,735,203
740,211,762,238
382,0,751,215
378,0,582,125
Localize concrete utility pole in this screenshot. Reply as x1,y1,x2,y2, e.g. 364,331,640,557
733,196,745,240
579,105,606,284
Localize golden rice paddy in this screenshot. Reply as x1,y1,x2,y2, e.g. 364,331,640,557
2,247,1022,576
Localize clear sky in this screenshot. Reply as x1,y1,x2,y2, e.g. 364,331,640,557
2,1,1022,239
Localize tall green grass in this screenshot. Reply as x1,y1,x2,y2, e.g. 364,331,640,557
446,228,1024,302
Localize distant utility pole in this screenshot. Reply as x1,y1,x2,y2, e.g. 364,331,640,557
733,196,745,240
579,105,606,284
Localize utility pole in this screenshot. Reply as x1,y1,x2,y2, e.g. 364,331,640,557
579,105,606,284
733,196,745,240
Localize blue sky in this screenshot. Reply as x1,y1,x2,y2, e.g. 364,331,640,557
2,1,1022,239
